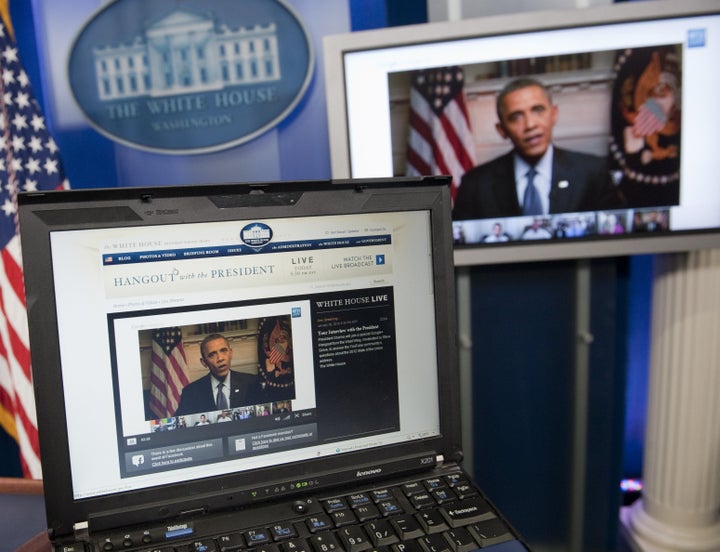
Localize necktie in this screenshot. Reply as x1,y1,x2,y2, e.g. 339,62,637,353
522,168,542,216
216,382,228,410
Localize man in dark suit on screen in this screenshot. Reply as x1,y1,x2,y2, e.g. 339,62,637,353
175,333,263,417
452,77,622,220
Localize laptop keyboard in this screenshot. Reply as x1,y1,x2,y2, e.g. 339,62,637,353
61,468,527,552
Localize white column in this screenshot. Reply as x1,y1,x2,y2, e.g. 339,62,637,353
621,249,720,551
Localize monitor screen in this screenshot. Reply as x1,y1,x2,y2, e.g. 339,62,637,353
48,207,440,500
323,0,720,264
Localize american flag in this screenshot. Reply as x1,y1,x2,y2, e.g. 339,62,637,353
405,66,476,201
267,342,287,365
149,327,189,418
633,97,668,137
0,12,69,478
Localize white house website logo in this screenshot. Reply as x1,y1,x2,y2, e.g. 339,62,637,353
68,0,314,153
241,222,273,248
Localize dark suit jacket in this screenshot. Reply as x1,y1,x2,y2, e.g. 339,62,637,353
175,370,263,416
452,148,622,220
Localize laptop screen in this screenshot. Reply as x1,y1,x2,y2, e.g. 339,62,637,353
19,179,459,533
53,207,440,499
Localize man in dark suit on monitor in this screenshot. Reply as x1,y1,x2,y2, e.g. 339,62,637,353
175,333,264,416
452,77,622,220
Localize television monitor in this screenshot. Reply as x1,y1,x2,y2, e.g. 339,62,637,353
323,0,720,265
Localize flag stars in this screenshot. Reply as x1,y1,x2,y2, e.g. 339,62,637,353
2,67,14,85
44,158,59,175
15,92,30,110
11,135,24,151
2,198,15,217
30,114,45,132
17,70,28,88
11,113,27,131
24,178,38,191
2,45,18,64
46,138,58,154
28,136,42,153
25,157,40,174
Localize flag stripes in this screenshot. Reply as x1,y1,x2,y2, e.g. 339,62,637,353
149,328,189,419
406,66,476,201
0,237,40,477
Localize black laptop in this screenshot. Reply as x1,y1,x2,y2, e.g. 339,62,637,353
18,177,530,552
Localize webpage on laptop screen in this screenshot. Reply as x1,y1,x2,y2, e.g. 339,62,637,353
49,210,441,500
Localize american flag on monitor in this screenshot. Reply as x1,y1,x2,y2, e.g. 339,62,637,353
0,13,69,478
267,343,287,365
633,97,668,137
149,327,190,418
405,66,476,201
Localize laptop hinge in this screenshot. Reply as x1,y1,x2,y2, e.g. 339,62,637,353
73,520,90,542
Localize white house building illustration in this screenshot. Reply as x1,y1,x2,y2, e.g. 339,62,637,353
242,224,272,242
92,9,281,100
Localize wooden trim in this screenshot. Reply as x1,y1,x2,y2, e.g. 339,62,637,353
0,477,43,495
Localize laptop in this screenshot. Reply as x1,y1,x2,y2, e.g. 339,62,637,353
18,177,530,552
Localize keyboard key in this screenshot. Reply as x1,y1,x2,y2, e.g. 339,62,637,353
282,539,312,552
245,529,272,547
309,532,342,552
185,540,220,551
371,489,393,502
306,515,334,533
418,534,452,552
449,485,477,500
431,489,454,505
440,498,495,527
348,493,372,508
331,509,357,527
390,515,424,540
417,510,449,534
324,498,348,513
392,542,424,552
444,474,464,487
377,499,403,516
423,479,445,492
365,519,399,547
445,527,477,552
337,525,372,552
354,504,381,522
408,493,435,510
400,482,425,496
218,533,244,552
271,523,297,541
254,546,281,552
469,518,513,546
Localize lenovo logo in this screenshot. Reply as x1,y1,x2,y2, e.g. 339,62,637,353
356,468,382,478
